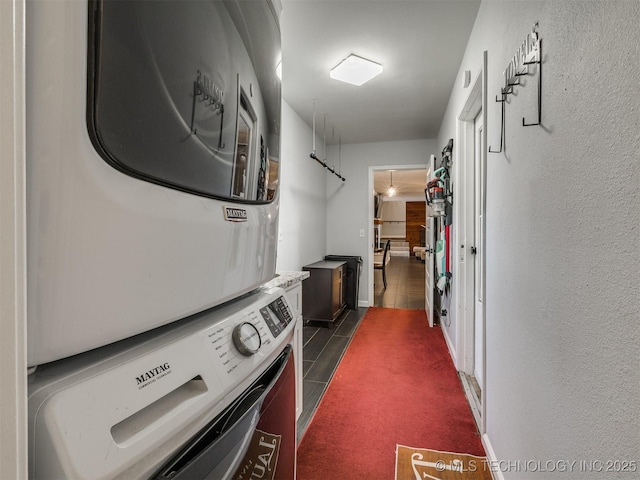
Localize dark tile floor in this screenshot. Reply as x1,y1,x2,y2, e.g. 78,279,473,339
296,255,426,442
374,255,426,309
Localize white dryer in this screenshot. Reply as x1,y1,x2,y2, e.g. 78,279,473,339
26,0,282,367
28,287,297,479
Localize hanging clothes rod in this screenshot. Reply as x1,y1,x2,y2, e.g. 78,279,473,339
309,152,346,181
309,101,346,182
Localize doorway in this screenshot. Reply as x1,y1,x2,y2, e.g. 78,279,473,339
456,53,487,432
368,166,427,310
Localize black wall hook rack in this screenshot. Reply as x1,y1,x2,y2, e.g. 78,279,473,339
488,92,507,153
310,152,346,182
522,38,542,127
489,23,543,154
489,76,523,153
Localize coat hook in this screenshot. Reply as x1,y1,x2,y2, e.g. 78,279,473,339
489,92,506,153
522,38,542,127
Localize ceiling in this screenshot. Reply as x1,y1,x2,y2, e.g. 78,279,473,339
280,0,481,147
373,168,428,199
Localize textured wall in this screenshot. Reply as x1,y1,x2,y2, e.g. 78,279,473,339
438,1,640,477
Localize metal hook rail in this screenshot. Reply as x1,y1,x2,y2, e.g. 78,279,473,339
522,38,542,127
310,152,346,182
489,24,543,154
489,75,525,153
310,101,346,182
488,92,506,153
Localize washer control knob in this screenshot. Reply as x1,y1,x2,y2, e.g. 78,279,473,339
232,322,261,356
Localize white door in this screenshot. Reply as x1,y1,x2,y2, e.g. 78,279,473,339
425,155,437,327
473,111,485,391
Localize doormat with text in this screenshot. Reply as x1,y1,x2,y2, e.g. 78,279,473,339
395,445,493,480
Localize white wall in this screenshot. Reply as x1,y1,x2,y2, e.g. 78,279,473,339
379,200,406,239
325,139,437,306
276,102,328,271
438,1,640,477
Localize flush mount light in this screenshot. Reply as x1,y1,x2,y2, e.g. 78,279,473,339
330,54,383,86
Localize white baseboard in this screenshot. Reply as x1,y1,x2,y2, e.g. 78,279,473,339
440,324,458,368
482,433,504,480
359,300,371,308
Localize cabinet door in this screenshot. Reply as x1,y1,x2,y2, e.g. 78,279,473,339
331,267,342,317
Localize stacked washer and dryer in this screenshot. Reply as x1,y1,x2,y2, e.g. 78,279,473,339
26,0,294,478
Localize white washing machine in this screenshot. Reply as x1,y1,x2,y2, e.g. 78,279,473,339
28,287,297,479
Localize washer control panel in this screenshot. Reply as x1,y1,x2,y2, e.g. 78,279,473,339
202,291,293,383
232,322,262,356
205,311,270,379
260,296,294,338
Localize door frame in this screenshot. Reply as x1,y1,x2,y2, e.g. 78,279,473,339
367,164,427,308
454,52,487,432
0,0,28,476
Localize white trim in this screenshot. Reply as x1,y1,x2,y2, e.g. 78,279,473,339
482,433,505,480
479,52,488,432
0,0,28,477
440,323,458,368
456,65,484,373
455,52,488,434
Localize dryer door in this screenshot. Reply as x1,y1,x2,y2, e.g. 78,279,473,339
153,346,295,479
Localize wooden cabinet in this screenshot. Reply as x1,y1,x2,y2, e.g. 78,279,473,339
302,260,347,325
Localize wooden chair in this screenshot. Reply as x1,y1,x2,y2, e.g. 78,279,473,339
374,240,391,289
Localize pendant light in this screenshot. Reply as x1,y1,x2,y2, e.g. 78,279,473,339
387,171,396,197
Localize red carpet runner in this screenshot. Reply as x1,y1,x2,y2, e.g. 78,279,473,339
296,308,484,479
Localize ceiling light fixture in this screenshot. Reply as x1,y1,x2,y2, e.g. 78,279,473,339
330,54,383,86
387,171,396,197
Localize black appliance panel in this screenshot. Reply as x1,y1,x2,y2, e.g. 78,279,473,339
260,296,293,338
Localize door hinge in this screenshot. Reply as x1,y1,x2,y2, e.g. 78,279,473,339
470,246,477,255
